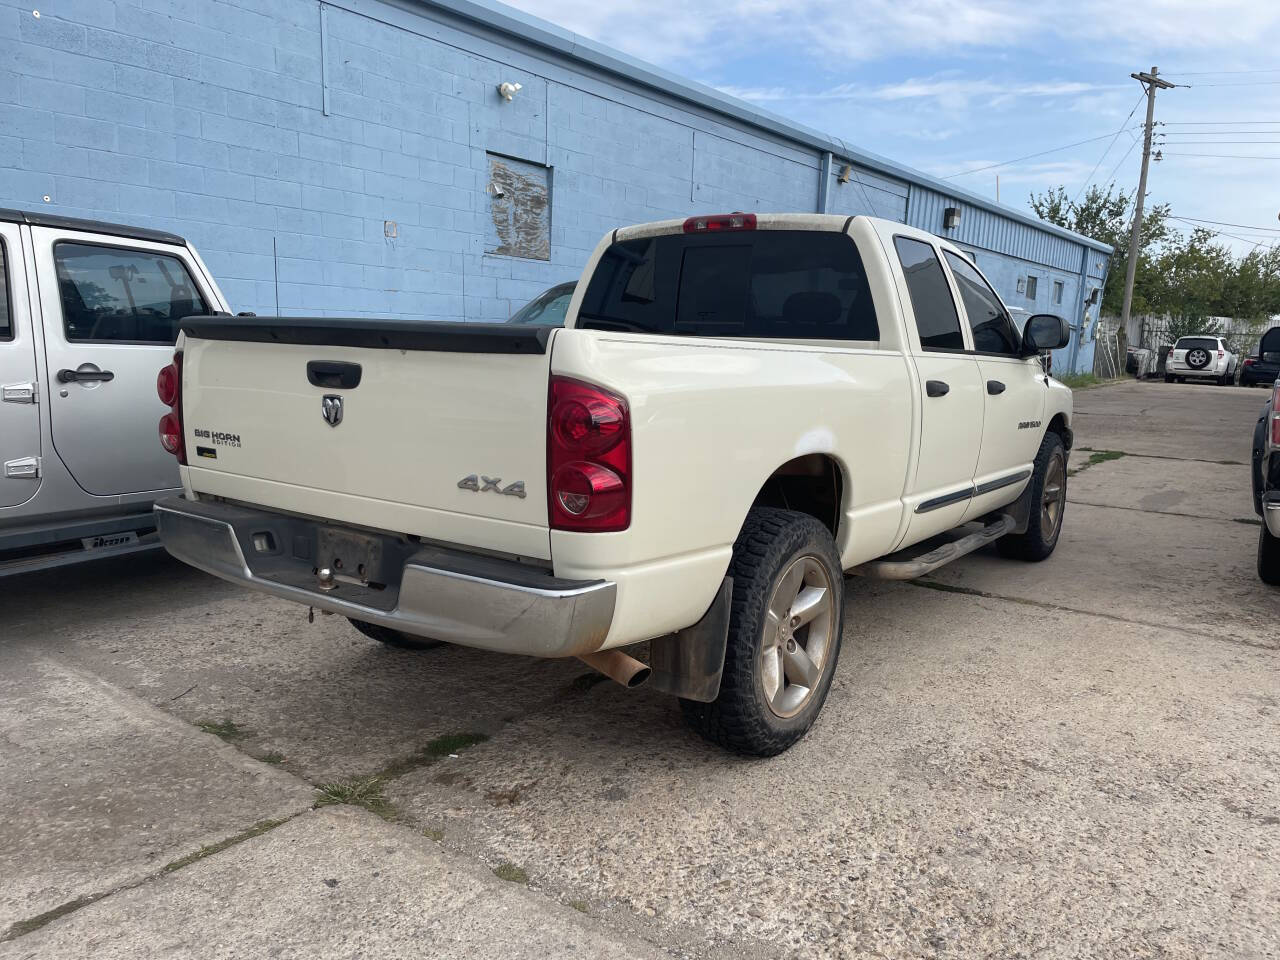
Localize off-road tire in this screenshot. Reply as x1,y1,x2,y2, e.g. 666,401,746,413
997,431,1067,562
349,618,442,650
680,508,844,757
1258,526,1280,585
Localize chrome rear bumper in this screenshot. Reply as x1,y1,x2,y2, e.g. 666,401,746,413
154,497,615,657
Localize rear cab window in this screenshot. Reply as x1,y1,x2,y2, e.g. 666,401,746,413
578,230,879,342
892,236,964,351
54,242,210,344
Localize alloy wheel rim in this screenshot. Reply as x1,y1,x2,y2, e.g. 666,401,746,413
759,556,835,719
1041,452,1066,538
1189,349,1207,367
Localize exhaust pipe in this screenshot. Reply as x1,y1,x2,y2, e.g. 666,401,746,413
578,649,651,689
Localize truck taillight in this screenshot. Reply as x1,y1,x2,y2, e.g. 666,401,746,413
683,213,756,233
548,376,630,531
157,352,185,464
1270,384,1280,449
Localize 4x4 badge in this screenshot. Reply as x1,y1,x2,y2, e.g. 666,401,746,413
321,394,343,427
457,475,526,498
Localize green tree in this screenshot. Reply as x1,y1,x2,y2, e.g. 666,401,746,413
1028,183,1170,316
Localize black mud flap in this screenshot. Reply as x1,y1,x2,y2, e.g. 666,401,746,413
648,577,732,703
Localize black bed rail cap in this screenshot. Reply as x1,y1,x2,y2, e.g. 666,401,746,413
179,315,553,354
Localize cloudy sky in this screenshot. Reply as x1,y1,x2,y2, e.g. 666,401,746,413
503,0,1280,255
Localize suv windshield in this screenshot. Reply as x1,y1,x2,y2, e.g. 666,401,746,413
578,230,879,341
506,282,575,326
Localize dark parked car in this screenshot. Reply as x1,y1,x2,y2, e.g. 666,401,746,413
1241,334,1280,387
505,281,575,326
1252,328,1280,583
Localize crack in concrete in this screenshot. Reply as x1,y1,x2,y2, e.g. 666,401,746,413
1067,497,1258,525
907,579,1277,653
0,813,304,943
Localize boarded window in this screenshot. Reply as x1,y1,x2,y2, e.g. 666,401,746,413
486,154,550,261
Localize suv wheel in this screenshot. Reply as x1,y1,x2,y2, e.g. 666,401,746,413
680,508,844,756
1259,526,1280,585
349,618,442,650
998,431,1067,562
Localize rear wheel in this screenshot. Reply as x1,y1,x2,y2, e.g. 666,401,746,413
680,508,843,757
998,432,1067,562
1259,526,1280,585
1164,374,1174,383
349,618,442,650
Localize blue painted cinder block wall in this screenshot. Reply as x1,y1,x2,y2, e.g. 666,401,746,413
0,0,1110,371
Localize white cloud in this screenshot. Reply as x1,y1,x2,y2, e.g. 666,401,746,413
503,0,1280,65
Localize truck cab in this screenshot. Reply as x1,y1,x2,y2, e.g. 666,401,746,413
0,210,229,575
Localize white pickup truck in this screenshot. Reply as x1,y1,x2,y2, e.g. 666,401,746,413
156,213,1074,755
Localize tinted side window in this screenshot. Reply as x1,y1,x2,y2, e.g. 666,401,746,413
0,239,11,342
945,251,1020,356
54,243,209,344
578,230,879,341
893,236,963,351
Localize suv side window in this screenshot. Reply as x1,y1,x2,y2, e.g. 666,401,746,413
0,239,12,342
944,251,1021,356
893,236,964,351
54,242,209,344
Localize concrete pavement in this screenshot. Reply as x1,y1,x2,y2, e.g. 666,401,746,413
2,378,1277,959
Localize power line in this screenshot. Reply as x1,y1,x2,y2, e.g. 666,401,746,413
1162,68,1280,76
1184,81,1280,87
1160,151,1280,159
938,131,1129,179
1157,140,1280,144
1073,91,1147,204
1101,135,1141,188
1174,216,1280,233
1159,130,1280,135
1161,120,1280,125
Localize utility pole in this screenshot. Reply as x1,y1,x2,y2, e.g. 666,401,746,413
1119,66,1175,341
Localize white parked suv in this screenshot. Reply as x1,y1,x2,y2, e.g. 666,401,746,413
155,213,1074,755
1166,335,1237,385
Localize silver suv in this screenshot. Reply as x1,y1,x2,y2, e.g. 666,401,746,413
1165,335,1237,385
0,210,229,575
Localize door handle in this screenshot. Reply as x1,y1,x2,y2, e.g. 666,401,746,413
57,368,115,384
925,380,950,397
307,360,362,390
987,380,1006,395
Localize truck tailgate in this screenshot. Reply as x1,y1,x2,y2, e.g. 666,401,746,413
178,318,553,559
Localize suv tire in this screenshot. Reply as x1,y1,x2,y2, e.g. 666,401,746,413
349,618,442,650
1258,526,1280,585
998,431,1067,562
680,508,844,757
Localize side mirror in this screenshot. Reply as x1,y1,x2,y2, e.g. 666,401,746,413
1022,314,1070,355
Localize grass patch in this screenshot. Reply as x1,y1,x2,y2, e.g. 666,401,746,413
163,817,290,873
1056,373,1121,390
1069,448,1127,476
2,895,102,942
379,732,488,780
422,827,444,842
569,899,589,914
493,862,529,884
198,718,249,742
259,751,286,765
1087,449,1126,466
314,776,395,820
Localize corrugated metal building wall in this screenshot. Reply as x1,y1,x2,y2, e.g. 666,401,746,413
0,0,1112,371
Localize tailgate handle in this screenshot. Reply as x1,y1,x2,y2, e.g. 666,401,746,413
307,361,362,390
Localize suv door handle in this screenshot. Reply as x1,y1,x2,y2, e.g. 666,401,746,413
57,368,115,384
987,380,1006,395
925,380,949,397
